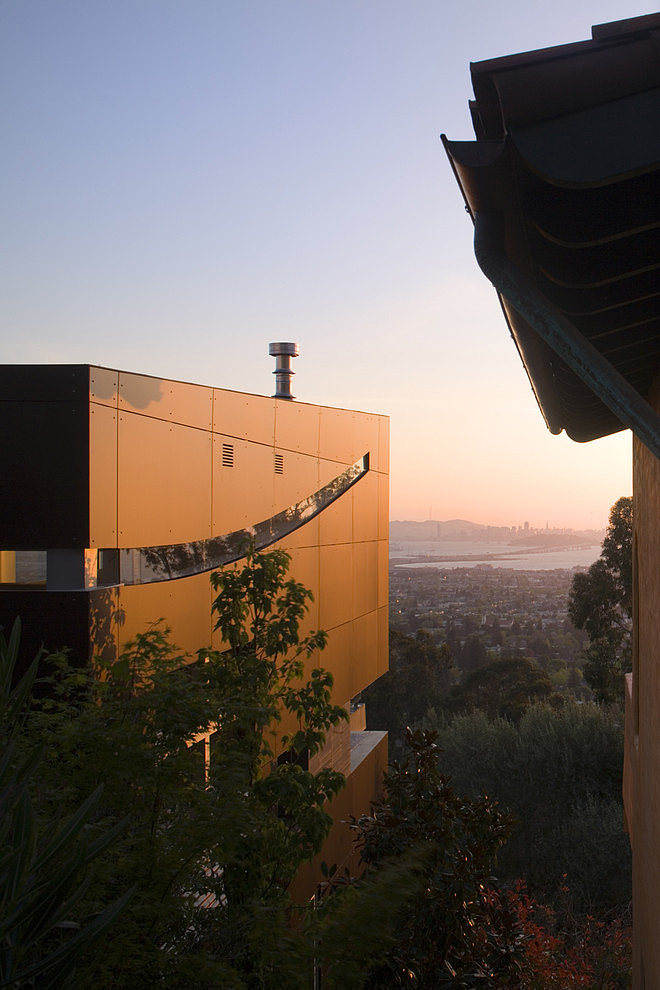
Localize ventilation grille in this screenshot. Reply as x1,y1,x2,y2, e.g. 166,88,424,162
274,453,284,475
222,443,234,468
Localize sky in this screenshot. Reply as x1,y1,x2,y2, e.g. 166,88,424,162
1,1,643,531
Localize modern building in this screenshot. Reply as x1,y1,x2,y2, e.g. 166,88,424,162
444,13,660,988
0,361,389,884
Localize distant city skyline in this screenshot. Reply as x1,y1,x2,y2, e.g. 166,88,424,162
390,517,606,535
0,1,635,531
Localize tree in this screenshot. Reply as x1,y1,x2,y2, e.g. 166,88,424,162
444,656,554,724
0,620,131,989
458,632,488,674
568,496,632,703
329,728,523,989
431,702,631,918
363,629,453,756
27,549,348,989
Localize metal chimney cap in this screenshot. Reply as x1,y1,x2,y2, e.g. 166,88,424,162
269,342,299,357
268,341,299,400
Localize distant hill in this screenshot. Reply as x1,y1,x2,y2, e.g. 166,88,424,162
390,519,604,544
390,519,504,541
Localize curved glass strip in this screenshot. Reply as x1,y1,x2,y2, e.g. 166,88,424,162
102,453,369,587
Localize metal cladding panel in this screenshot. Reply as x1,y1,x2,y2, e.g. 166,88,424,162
0,588,93,677
271,449,322,518
281,545,320,634
0,398,89,549
352,540,379,617
318,485,354,546
118,373,168,415
211,436,274,535
213,388,275,446
278,515,320,551
378,540,389,609
273,399,321,454
319,407,359,464
318,454,350,487
351,610,379,696
352,413,381,471
119,372,213,431
378,470,389,538
89,367,119,408
352,470,380,542
319,543,354,630
89,403,118,548
378,415,390,475
0,365,388,787
377,605,389,677
0,365,90,402
317,405,384,469
289,732,387,902
88,587,121,666
319,620,352,706
116,572,214,658
118,412,212,547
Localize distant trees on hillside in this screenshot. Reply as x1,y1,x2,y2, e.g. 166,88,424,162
363,629,453,755
443,656,555,724
426,703,630,920
569,496,632,704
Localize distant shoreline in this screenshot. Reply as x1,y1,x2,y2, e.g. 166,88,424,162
389,538,601,572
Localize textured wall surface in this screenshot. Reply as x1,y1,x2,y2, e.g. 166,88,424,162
631,383,660,988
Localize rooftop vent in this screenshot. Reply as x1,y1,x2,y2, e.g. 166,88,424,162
269,342,299,400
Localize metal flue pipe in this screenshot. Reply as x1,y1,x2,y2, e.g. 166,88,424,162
269,342,299,399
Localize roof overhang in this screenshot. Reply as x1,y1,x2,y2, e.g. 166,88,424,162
444,12,660,452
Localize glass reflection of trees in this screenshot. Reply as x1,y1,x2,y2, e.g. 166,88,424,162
101,453,370,587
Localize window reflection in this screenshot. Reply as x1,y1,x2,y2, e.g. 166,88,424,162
2,454,369,590
104,452,370,587
1,551,47,585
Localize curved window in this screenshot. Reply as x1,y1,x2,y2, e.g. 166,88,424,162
103,453,370,587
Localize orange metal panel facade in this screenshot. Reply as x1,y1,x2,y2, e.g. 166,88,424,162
1,364,388,888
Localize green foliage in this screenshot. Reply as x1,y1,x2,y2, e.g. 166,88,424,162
431,703,631,917
363,629,453,755
309,849,429,989
323,728,523,989
208,548,346,768
458,632,488,674
26,549,348,989
568,497,632,703
444,656,554,724
0,619,130,989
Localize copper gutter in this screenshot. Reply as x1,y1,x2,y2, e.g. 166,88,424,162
474,210,660,460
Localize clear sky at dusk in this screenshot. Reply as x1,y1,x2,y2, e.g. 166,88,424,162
1,1,640,530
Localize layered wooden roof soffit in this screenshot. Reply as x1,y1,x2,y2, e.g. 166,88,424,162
443,12,660,457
